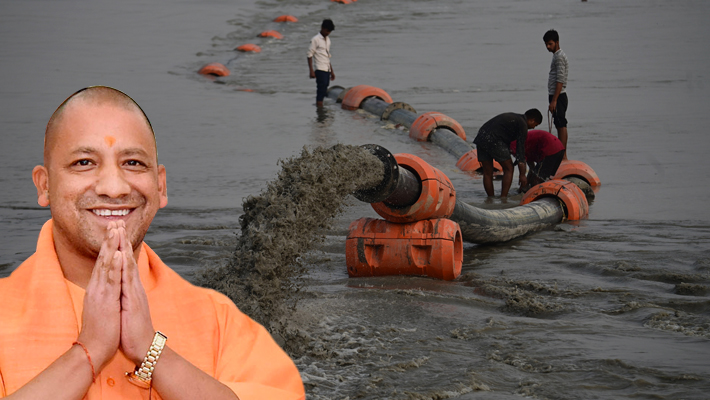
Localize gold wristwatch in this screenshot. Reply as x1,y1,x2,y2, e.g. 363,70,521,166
125,331,168,389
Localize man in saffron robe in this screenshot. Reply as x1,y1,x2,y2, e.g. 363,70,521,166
0,86,305,400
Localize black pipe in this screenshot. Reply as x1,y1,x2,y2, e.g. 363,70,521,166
330,89,579,243
353,144,421,206
429,129,472,161
328,87,471,160
371,160,565,243
354,144,566,243
361,97,390,118
451,198,563,243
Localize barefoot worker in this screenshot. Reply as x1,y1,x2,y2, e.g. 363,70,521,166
510,129,566,191
307,19,336,108
0,86,305,399
473,110,543,198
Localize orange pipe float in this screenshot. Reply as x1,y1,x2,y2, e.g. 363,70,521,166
332,0,353,3
372,153,456,223
341,85,393,111
346,217,462,280
273,15,298,22
520,179,589,220
258,30,283,39
553,159,601,187
455,149,503,174
236,44,262,52
409,111,467,142
198,63,230,77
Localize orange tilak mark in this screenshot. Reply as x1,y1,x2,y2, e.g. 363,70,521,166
104,136,116,147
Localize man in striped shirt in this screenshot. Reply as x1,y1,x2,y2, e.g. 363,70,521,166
544,29,569,159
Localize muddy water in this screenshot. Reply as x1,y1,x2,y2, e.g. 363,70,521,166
2,0,710,399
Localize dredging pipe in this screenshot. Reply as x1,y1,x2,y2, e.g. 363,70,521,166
328,85,598,196
356,145,584,244
328,86,468,158
328,85,600,195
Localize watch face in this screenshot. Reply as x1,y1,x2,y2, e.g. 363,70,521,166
155,331,168,346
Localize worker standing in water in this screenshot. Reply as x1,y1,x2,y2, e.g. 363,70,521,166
544,29,570,159
307,19,336,108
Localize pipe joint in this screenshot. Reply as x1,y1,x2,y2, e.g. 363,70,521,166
410,112,466,142
373,153,456,223
553,159,601,187
382,102,417,121
353,144,401,203
341,85,393,111
520,179,589,221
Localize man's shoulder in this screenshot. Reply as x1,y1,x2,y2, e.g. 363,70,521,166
0,253,37,290
0,253,44,317
555,49,568,61
499,112,525,123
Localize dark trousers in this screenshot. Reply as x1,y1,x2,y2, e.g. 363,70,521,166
548,92,568,128
532,149,565,180
315,70,330,102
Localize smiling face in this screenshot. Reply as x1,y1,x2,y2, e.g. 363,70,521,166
33,94,167,260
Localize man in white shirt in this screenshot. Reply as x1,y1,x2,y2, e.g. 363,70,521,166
307,19,336,108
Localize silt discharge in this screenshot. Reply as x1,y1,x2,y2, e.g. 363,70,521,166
199,144,383,353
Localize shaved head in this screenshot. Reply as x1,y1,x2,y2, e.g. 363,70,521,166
44,86,156,165
32,85,168,263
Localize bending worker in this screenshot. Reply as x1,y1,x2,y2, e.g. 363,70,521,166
510,129,566,191
0,86,305,400
473,109,543,198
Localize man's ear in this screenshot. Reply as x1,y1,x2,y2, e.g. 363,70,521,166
158,164,168,209
32,165,50,207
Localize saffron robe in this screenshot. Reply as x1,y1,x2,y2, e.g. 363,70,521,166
0,220,305,399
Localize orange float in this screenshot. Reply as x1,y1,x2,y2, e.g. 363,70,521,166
409,111,466,141
346,217,463,281
198,63,230,77
455,149,503,173
257,30,283,39
520,179,589,220
553,159,601,187
236,44,261,52
372,153,456,223
273,15,298,22
332,0,353,3
336,86,352,103
341,85,393,111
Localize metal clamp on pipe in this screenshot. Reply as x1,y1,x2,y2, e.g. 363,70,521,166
382,102,417,121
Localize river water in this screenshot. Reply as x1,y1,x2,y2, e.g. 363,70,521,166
1,0,709,398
